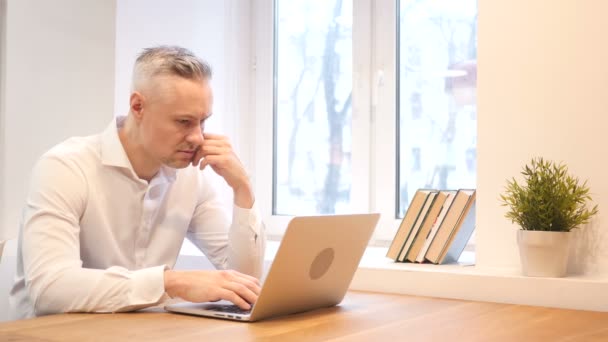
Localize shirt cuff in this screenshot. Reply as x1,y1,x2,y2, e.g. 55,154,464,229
131,265,169,305
233,200,262,235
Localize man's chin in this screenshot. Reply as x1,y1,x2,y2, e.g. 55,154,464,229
164,159,192,169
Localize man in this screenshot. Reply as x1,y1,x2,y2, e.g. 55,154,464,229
9,46,265,319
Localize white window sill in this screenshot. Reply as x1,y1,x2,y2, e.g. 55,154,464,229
178,239,608,312
350,244,608,312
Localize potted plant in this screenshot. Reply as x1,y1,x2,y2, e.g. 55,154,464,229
500,157,599,277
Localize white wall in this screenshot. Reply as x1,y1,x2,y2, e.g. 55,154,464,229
0,0,6,242
477,0,608,275
0,0,116,241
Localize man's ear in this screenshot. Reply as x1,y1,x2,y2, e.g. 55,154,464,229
130,92,145,121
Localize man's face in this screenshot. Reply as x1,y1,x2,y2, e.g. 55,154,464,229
137,76,213,169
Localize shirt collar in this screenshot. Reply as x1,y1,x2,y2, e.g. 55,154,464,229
100,116,177,184
100,116,132,169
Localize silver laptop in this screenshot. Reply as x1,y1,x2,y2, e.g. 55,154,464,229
165,213,380,322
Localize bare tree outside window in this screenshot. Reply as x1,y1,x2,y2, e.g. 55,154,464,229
274,0,353,215
398,0,478,217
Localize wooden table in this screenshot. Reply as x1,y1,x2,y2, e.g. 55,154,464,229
1,291,608,341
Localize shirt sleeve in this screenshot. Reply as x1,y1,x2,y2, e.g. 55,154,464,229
22,156,168,316
186,172,266,278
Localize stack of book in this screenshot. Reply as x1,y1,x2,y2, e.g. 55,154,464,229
386,189,476,264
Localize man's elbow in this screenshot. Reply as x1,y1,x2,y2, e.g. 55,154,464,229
28,280,72,316
26,270,84,316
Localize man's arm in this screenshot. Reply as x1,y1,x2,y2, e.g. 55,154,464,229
188,132,266,278
162,133,266,309
185,170,266,278
22,156,167,315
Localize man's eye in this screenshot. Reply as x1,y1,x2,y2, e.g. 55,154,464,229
177,119,190,126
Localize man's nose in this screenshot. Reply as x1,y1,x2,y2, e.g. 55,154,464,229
186,124,204,146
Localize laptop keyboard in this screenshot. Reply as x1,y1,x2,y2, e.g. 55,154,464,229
206,304,252,315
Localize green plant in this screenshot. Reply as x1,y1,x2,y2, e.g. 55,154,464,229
500,157,599,232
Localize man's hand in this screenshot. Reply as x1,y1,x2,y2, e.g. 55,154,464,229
191,133,254,208
164,269,261,310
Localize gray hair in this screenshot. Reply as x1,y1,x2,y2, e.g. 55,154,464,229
132,45,212,91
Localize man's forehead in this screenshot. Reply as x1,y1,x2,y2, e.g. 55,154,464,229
146,76,212,107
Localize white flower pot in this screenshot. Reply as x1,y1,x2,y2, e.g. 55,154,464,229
517,230,572,277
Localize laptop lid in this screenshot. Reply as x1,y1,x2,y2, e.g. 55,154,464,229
165,213,380,322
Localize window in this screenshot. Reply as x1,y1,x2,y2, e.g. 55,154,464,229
397,0,478,217
274,0,353,216
254,0,477,245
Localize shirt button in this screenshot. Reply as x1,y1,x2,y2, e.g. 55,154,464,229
149,186,161,199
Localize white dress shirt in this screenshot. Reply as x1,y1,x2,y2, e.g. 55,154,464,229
9,117,265,319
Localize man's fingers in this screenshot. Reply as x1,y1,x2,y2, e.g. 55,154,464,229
191,147,204,166
199,157,209,170
219,288,252,310
199,155,227,170
229,270,261,287
200,145,231,156
226,271,261,296
242,278,262,296
224,281,258,307
201,137,229,146
202,132,227,140
229,276,261,296
201,139,229,150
